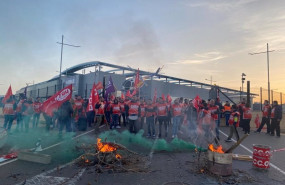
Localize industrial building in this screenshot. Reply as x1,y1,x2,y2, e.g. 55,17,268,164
16,61,255,103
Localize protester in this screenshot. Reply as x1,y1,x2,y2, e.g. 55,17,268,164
110,99,121,129
95,97,105,133
32,97,42,128
186,100,198,139
243,103,252,134
119,98,127,127
127,97,140,134
223,101,231,126
2,96,16,133
77,101,88,131
255,100,271,134
209,99,220,140
145,99,156,138
21,97,34,133
156,97,168,138
200,102,214,142
58,100,73,136
171,98,183,138
225,105,240,142
238,99,246,131
270,101,282,137
15,94,25,132
138,99,146,130
73,95,84,131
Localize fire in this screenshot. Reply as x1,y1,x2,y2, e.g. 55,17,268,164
97,138,117,152
116,154,122,159
208,144,224,153
85,159,89,163
200,169,205,173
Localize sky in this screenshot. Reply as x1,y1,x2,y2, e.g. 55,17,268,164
1,0,285,96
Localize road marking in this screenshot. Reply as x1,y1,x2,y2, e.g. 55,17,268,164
219,130,285,176
0,125,105,167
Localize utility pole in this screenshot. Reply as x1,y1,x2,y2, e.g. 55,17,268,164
56,35,80,89
249,43,274,104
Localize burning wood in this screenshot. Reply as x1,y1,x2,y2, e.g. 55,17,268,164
75,138,148,173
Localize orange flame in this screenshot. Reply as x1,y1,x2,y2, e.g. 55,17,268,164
116,154,122,159
97,138,117,153
208,144,224,153
85,159,89,163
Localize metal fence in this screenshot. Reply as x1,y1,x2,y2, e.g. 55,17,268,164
252,87,285,112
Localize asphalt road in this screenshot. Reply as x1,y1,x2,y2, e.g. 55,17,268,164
0,122,285,185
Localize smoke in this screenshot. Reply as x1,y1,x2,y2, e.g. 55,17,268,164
113,18,163,70
99,130,206,152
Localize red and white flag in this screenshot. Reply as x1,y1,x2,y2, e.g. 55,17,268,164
42,85,73,116
87,84,99,112
2,85,12,104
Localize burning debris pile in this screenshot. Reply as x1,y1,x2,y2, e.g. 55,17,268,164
76,138,148,173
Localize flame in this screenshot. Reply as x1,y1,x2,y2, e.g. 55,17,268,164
208,144,224,153
85,159,89,163
97,138,117,153
116,154,122,159
200,169,205,173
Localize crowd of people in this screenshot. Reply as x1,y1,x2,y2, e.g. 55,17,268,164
1,93,283,141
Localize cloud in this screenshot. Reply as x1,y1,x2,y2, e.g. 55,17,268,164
187,0,258,11
169,51,226,65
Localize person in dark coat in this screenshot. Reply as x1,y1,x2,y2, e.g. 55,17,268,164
58,100,73,135
270,101,282,137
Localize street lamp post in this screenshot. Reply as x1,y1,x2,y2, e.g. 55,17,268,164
241,73,246,93
205,76,216,85
249,43,275,104
56,35,80,89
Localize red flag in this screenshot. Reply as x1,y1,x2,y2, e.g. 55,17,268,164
2,85,12,104
87,84,99,112
153,88,157,103
95,82,103,90
192,95,201,111
42,85,73,116
162,94,165,101
167,94,172,103
126,90,131,97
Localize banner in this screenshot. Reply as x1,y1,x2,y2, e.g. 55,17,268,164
2,85,12,104
42,85,72,116
87,84,99,112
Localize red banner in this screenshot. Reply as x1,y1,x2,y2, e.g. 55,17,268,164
87,84,99,112
2,85,12,104
42,85,72,116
